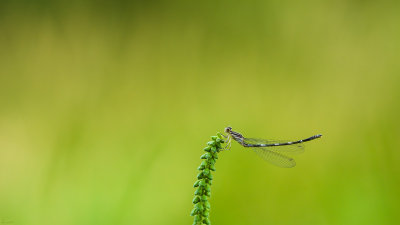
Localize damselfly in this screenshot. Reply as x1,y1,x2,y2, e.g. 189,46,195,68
222,127,322,168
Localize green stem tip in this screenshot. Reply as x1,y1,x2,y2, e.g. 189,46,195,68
191,132,224,225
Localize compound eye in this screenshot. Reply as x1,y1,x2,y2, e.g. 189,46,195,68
224,127,232,133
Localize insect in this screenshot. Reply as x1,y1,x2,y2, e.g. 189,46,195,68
222,127,322,168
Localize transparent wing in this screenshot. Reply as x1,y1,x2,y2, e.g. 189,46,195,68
244,138,305,154
251,147,296,168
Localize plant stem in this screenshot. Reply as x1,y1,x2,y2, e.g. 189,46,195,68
191,133,224,225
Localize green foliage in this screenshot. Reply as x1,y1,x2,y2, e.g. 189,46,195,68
2,2,400,224
191,133,224,225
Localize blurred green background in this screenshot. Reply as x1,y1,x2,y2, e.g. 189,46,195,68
1,1,400,225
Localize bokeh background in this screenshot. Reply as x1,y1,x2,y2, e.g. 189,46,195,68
1,1,400,225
